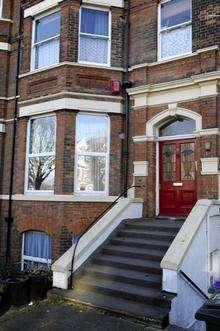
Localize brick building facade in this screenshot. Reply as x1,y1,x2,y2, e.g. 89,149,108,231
0,0,219,266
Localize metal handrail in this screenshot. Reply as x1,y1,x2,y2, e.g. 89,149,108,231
69,185,142,288
179,270,209,300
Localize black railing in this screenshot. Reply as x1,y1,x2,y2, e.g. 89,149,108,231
69,185,142,288
179,270,209,300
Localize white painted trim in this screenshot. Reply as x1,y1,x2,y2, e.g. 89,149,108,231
0,0,2,18
19,62,124,78
52,197,143,289
156,141,160,216
0,18,13,23
0,123,5,133
82,0,124,7
201,158,219,175
24,0,62,18
128,72,220,108
0,194,118,202
133,161,148,177
78,5,111,67
19,98,123,117
0,42,11,51
74,113,110,196
129,45,219,72
133,128,220,143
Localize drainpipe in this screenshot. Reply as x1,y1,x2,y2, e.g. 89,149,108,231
5,2,23,261
122,0,132,197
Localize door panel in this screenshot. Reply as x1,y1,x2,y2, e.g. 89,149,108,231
160,140,197,217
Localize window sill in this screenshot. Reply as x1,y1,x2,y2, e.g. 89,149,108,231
2,194,118,203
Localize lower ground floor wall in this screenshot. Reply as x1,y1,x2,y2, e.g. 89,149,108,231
0,200,110,263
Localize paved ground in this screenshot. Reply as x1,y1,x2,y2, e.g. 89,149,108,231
0,301,185,331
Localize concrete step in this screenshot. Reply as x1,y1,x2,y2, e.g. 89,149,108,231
102,244,165,262
92,254,162,274
80,263,162,288
75,276,174,308
123,219,184,233
49,288,170,329
117,228,176,242
109,237,170,251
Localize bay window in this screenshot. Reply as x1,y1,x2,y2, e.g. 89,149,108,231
32,11,60,70
79,7,110,65
22,231,52,270
158,0,192,60
26,115,56,193
75,114,109,194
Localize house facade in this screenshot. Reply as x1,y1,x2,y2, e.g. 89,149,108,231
0,0,219,270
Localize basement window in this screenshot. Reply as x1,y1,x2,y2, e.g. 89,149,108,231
31,11,61,70
22,231,52,270
75,114,109,194
25,115,56,193
78,7,110,66
158,0,192,60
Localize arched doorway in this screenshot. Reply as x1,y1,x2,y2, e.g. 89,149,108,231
158,117,197,216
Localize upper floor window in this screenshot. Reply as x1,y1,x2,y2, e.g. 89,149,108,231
75,114,109,194
22,231,52,270
79,7,110,66
26,115,56,193
32,11,60,70
158,0,192,60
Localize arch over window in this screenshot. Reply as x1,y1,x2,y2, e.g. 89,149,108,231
22,231,52,270
159,117,196,137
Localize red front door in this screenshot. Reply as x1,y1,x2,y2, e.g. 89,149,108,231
159,139,197,217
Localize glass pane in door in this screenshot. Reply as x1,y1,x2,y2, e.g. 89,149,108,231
163,144,176,181
181,143,195,180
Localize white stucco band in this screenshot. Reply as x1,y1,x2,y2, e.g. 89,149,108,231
19,98,123,117
201,158,219,175
127,71,220,108
133,161,148,177
24,0,124,17
0,42,11,51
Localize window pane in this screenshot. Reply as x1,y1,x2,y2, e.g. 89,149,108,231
161,0,191,29
28,156,55,191
81,8,109,36
161,24,191,58
163,144,176,181
30,116,56,154
77,156,106,192
35,12,60,43
159,118,195,137
181,143,195,180
24,231,52,260
35,37,60,69
77,115,108,153
79,35,108,64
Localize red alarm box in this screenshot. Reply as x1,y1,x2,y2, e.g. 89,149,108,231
110,80,121,94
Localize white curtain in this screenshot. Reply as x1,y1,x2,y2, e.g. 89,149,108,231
24,231,52,260
35,38,60,69
161,25,191,58
80,36,108,64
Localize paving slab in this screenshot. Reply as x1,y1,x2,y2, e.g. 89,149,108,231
0,301,186,331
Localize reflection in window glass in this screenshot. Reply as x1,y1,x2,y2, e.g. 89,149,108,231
159,118,195,137
27,116,56,191
76,114,109,194
161,0,191,28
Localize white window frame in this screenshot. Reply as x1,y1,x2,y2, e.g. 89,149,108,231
25,114,56,195
74,113,110,196
31,8,60,71
78,5,111,67
0,0,3,18
158,0,192,61
21,232,52,270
